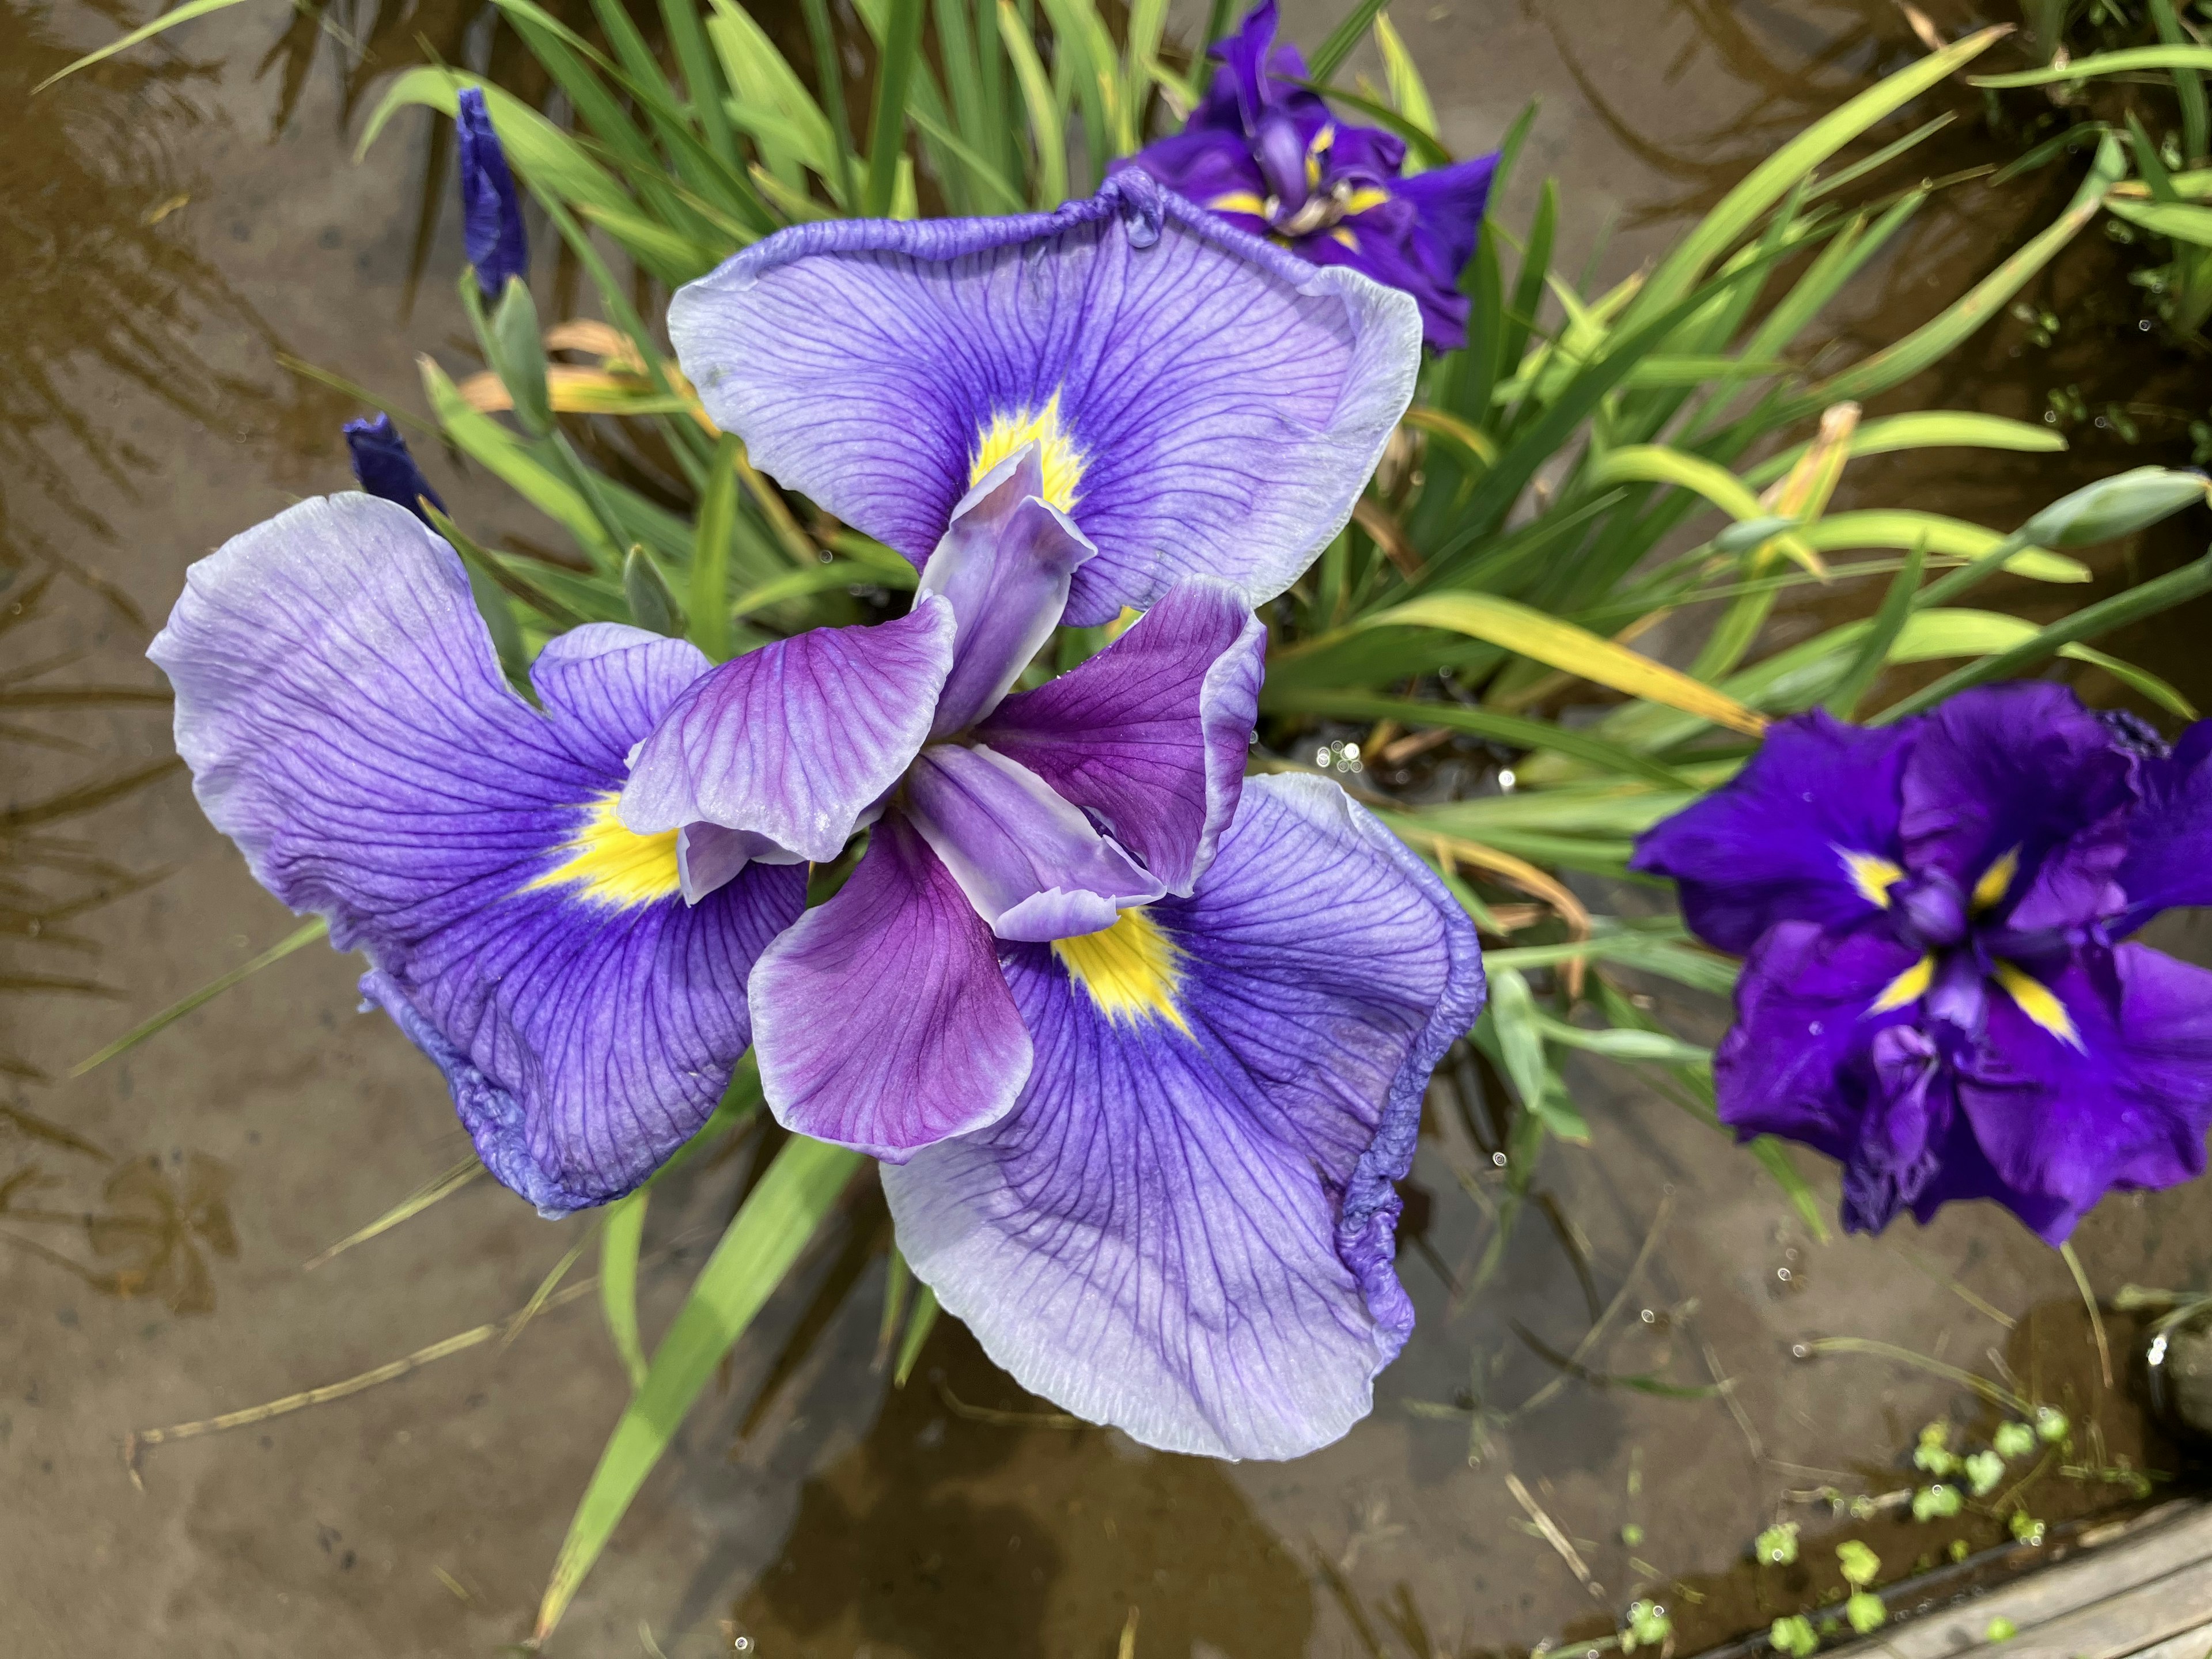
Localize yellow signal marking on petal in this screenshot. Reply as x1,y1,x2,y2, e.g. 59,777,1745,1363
1991,959,2085,1051
1869,953,1936,1014
524,792,683,908
1052,908,1191,1035
970,389,1085,512
1837,847,1906,909
1973,845,2021,912
1305,122,1335,191
1331,228,1360,251
1207,190,1269,218
1341,186,1392,216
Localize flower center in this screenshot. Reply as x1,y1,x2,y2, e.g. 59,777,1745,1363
525,792,683,908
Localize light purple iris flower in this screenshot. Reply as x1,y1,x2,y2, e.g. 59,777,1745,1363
609,178,1483,1457
1112,1,1499,350
149,497,806,1213
1632,684,2212,1244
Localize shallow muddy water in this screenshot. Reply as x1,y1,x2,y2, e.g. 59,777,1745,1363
6,2,2212,1656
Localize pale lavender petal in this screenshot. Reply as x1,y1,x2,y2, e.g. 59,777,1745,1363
918,442,1097,734
749,814,1031,1159
884,774,1484,1460
976,579,1263,895
903,743,1165,942
619,598,956,861
676,822,805,905
666,175,1422,624
147,494,804,1212
529,623,710,774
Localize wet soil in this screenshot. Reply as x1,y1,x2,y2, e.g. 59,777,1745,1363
7,2,2212,1656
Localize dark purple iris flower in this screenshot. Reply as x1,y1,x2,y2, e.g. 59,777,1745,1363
457,86,528,297
1633,684,2212,1244
149,181,1482,1461
343,413,445,525
1112,0,1499,349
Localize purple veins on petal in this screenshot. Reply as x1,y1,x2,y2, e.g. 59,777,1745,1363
883,773,1484,1460
665,175,1422,624
148,494,804,1214
748,812,1032,1161
618,596,956,863
903,743,1165,943
1641,681,2212,1243
456,86,529,297
343,413,446,525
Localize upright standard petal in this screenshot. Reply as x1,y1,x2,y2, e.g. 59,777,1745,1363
917,443,1097,735
149,494,805,1212
1631,710,1919,955
904,744,1165,941
1897,683,2134,934
666,175,1422,624
884,775,1484,1460
748,815,1032,1160
978,578,1264,895
620,598,956,862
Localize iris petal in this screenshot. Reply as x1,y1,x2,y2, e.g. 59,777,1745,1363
1630,709,1919,955
883,774,1483,1460
976,578,1264,896
619,597,956,862
149,495,804,1211
666,176,1421,624
918,444,1097,736
1956,944,2212,1241
904,743,1165,941
749,813,1032,1160
1898,683,2133,933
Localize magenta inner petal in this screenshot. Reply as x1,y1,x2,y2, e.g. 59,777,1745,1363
749,813,1032,1160
904,743,1165,942
977,578,1264,895
619,597,955,862
919,442,1097,736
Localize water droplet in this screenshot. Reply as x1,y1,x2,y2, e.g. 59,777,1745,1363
1777,1267,1793,1282
1640,1308,1657,1324
1313,747,1331,767
1498,768,1517,791
1491,1151,1508,1168
1808,1020,1824,1036
1343,741,1361,761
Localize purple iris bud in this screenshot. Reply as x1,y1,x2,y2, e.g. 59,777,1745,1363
1111,0,1501,350
1633,683,2212,1245
343,413,445,524
456,87,528,297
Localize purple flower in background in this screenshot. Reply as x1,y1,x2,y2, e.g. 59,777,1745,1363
616,179,1482,1458
457,86,528,296
343,412,445,524
1633,684,2212,1244
1113,0,1499,349
149,496,805,1214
